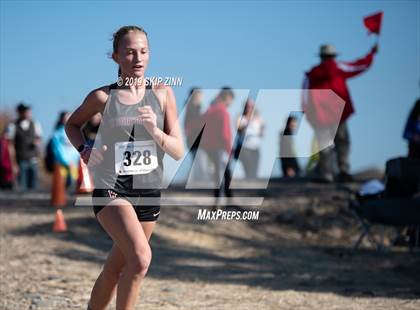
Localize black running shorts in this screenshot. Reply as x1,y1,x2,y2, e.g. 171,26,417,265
92,188,161,222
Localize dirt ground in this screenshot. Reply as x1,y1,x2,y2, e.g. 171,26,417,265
0,181,419,310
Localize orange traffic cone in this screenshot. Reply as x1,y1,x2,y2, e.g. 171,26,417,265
51,163,67,207
53,208,67,232
77,159,93,194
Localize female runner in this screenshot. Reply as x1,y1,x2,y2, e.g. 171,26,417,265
65,25,184,310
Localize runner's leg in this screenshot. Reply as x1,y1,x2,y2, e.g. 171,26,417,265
95,199,152,309
88,220,156,309
88,243,125,310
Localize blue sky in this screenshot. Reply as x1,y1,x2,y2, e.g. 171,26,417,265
1,0,419,179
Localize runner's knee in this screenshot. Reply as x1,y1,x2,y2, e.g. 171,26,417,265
126,247,152,278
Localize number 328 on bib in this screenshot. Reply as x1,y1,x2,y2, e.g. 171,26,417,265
115,140,158,175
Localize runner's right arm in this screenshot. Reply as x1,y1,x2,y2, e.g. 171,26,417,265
65,87,108,165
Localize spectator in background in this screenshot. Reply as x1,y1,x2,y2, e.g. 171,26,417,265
280,115,300,178
184,87,203,147
0,113,14,189
6,103,42,191
303,43,378,183
183,87,207,181
51,111,80,189
403,99,420,158
234,99,264,179
201,87,235,202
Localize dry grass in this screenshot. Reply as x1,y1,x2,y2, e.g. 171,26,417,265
0,182,419,309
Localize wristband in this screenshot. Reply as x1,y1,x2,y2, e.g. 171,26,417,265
78,144,92,156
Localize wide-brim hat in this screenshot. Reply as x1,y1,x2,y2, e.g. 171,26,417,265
319,44,339,57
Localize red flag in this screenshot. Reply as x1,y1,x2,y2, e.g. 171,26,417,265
364,12,383,35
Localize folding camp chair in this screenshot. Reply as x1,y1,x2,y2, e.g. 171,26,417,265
350,157,420,251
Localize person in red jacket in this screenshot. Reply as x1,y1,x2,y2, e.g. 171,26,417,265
201,87,235,203
303,43,378,182
0,127,14,189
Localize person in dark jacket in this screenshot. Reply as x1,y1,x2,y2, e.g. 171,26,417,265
6,103,42,191
403,99,420,158
280,116,300,178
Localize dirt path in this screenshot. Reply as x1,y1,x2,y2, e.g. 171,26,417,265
1,183,419,309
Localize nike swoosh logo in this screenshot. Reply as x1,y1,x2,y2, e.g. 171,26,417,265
153,211,160,217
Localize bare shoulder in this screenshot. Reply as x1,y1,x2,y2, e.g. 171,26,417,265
152,84,176,112
87,85,111,106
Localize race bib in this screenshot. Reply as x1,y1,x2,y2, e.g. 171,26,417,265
115,140,158,175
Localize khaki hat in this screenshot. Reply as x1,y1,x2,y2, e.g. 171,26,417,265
319,44,339,57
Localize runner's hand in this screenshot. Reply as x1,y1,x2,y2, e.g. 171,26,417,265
138,106,157,135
